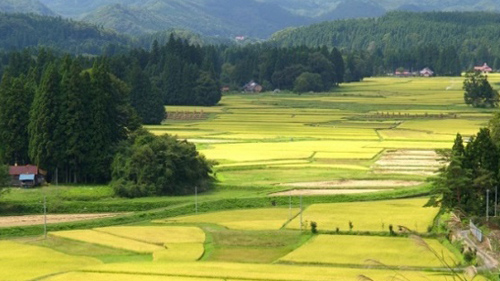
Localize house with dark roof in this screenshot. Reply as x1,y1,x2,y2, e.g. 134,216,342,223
9,165,46,187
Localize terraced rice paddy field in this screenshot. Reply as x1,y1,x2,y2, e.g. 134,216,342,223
3,76,499,280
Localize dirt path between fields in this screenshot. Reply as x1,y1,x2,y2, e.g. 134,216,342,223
280,180,423,188
0,213,123,227
270,189,385,196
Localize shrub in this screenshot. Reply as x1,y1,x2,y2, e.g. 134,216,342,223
310,221,317,234
111,130,215,198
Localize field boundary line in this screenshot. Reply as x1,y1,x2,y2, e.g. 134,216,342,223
275,260,467,272
280,209,302,229
92,229,165,247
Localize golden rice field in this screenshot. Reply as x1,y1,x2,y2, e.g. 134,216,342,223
0,241,101,281
143,76,495,186
286,198,439,233
156,208,300,230
50,226,206,258
94,226,205,244
49,230,165,253
279,235,458,268
66,261,483,281
42,273,225,281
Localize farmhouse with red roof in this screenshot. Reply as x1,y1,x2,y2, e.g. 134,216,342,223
9,165,46,187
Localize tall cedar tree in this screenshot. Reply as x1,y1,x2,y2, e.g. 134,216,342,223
0,71,34,164
29,63,61,172
128,62,165,124
59,57,91,182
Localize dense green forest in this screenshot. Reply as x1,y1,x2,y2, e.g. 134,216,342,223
271,11,500,73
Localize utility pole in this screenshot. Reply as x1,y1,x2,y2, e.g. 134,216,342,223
43,196,47,239
195,186,198,214
486,189,490,221
495,185,498,217
300,194,303,231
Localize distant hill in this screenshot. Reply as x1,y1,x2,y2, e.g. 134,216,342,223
0,0,56,16
0,13,131,55
320,0,386,21
270,11,500,52
0,13,238,55
80,0,307,38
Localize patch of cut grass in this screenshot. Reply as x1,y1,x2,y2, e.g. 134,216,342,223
206,229,310,263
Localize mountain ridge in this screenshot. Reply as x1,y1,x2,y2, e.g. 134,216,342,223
3,0,498,38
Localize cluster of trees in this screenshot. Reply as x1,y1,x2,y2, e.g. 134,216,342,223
271,11,500,75
109,36,222,106
463,72,499,108
220,45,347,92
0,52,141,183
428,120,500,216
111,130,214,198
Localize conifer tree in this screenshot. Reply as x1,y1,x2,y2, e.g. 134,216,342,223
29,63,61,171
129,62,165,124
0,71,33,164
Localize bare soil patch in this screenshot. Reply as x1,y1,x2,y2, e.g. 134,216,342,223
270,189,385,196
280,180,423,188
373,149,444,176
387,150,438,156
0,213,122,228
375,170,437,176
375,159,443,166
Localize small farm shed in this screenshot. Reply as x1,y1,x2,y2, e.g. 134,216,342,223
243,80,263,93
420,67,434,77
9,165,46,187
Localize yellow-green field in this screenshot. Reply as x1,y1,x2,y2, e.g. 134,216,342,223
0,241,101,280
94,226,205,244
50,230,165,253
156,208,300,230
143,76,495,187
279,235,458,268
286,198,439,233
50,226,206,258
55,261,482,281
